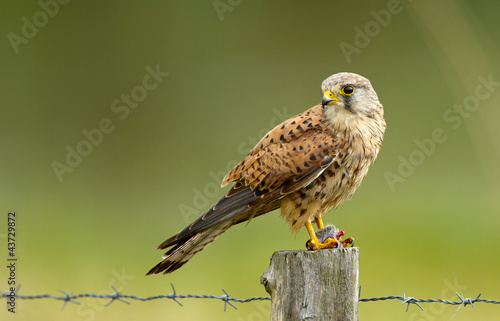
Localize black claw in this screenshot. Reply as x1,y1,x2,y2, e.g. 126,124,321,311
305,240,313,250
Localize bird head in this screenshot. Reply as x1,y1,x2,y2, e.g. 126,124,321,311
321,72,384,124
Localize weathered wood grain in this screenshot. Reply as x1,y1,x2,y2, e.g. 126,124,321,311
261,248,359,321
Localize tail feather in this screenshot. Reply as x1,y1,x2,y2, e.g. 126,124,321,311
147,186,281,275
146,221,232,275
156,187,259,251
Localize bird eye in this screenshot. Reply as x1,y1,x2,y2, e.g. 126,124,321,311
340,85,355,96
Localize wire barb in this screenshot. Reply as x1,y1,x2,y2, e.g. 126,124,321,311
221,288,237,311
402,292,424,312
454,292,481,317
170,283,183,306
59,289,81,310
105,285,130,307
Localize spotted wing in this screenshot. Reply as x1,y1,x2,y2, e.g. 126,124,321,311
147,105,339,274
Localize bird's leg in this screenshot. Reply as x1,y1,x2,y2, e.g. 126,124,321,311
305,222,339,250
305,222,320,248
315,217,325,229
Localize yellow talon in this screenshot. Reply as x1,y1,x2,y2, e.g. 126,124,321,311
305,221,339,250
305,222,320,248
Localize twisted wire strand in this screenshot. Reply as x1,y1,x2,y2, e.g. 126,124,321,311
2,284,499,313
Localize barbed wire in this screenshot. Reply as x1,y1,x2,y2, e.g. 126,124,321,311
1,284,499,315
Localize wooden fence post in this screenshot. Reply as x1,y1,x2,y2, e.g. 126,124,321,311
260,247,359,321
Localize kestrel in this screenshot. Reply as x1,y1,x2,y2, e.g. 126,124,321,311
147,72,386,274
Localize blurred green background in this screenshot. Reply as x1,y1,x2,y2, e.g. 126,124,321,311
1,1,500,320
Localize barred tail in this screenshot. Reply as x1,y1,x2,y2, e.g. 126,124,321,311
146,221,232,274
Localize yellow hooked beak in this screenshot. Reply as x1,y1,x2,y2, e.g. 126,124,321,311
322,90,339,107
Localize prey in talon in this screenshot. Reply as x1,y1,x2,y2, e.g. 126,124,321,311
305,222,354,250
